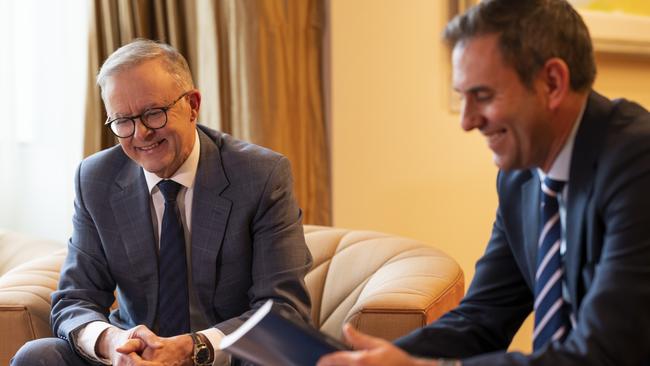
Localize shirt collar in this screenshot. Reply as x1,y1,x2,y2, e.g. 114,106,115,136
538,100,587,183
144,129,201,192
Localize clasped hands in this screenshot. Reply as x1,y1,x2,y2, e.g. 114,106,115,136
98,325,193,366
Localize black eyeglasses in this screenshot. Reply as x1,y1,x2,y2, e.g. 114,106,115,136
104,91,190,138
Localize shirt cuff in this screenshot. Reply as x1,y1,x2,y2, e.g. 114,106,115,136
199,328,230,366
75,321,115,365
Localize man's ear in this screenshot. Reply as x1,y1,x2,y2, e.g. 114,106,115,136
188,90,202,122
540,58,570,110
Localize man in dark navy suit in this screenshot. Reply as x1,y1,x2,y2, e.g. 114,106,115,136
318,1,650,365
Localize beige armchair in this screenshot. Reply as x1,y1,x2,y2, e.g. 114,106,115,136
0,230,67,365
0,226,463,365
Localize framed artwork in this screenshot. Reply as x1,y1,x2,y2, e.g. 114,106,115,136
447,0,477,112
569,1,650,56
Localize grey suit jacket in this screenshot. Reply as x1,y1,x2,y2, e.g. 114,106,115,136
396,92,650,365
51,126,312,349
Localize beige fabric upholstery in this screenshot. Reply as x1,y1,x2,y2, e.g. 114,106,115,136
0,230,66,365
0,225,463,365
305,226,464,341
0,230,63,277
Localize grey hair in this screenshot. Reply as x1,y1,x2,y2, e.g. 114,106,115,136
97,39,194,100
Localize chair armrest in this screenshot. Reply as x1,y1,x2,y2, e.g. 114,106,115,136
0,249,66,365
347,247,464,341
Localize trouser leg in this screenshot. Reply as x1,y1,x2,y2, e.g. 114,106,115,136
11,337,89,366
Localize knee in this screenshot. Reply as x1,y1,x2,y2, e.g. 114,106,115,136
11,338,75,366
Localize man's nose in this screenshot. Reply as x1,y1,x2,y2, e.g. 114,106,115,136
133,118,154,139
460,99,483,132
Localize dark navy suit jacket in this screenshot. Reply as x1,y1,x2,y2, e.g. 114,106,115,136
396,92,650,365
51,126,312,355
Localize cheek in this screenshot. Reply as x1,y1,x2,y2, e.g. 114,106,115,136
513,121,543,161
509,125,529,150
164,129,187,156
118,139,133,153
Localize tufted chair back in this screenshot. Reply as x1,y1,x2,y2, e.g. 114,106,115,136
303,225,464,341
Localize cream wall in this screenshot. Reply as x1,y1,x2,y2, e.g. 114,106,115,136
329,0,650,355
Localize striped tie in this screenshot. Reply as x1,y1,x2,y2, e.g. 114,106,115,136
157,180,190,336
533,177,570,351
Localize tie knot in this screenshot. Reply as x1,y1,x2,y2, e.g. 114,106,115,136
158,180,182,203
542,177,565,197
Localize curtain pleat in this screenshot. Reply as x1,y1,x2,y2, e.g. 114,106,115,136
214,0,331,225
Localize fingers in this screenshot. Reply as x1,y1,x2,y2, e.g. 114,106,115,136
116,338,146,354
318,324,419,366
342,324,385,351
130,325,164,348
317,350,364,366
119,350,163,366
316,324,383,366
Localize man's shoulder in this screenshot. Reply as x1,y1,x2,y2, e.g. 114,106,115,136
198,125,286,170
79,144,131,179
605,97,650,140
586,92,650,170
571,92,650,203
196,125,292,202
584,91,650,139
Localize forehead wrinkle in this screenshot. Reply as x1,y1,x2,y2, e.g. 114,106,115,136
107,88,169,119
104,59,179,118
452,38,508,94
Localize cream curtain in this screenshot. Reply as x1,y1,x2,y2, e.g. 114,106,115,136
85,0,330,225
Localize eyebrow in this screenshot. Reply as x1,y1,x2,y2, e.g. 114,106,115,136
110,102,164,119
455,85,492,94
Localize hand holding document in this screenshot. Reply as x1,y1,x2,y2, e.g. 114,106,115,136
219,300,348,366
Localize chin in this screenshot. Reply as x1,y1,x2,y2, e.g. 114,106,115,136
493,157,517,171
139,161,164,175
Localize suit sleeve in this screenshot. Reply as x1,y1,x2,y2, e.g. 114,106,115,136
51,161,116,347
395,204,533,359
213,156,312,334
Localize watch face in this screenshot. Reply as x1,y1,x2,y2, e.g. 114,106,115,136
195,346,211,364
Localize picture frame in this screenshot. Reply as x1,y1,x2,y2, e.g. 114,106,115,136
578,9,650,56
447,0,477,113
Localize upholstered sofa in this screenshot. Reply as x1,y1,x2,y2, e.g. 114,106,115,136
0,225,464,364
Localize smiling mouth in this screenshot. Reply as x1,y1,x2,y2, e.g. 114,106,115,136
136,139,164,152
485,129,507,148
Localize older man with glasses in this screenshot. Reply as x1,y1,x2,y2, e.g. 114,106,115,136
12,39,312,366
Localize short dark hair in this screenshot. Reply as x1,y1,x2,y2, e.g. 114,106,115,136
444,0,596,91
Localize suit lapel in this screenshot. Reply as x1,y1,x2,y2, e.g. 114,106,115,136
191,130,232,317
565,92,611,311
522,170,541,285
110,161,158,306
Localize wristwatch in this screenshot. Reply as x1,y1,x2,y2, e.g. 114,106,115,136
190,332,214,366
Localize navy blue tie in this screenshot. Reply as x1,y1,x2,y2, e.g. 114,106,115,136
157,180,190,337
533,177,570,350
